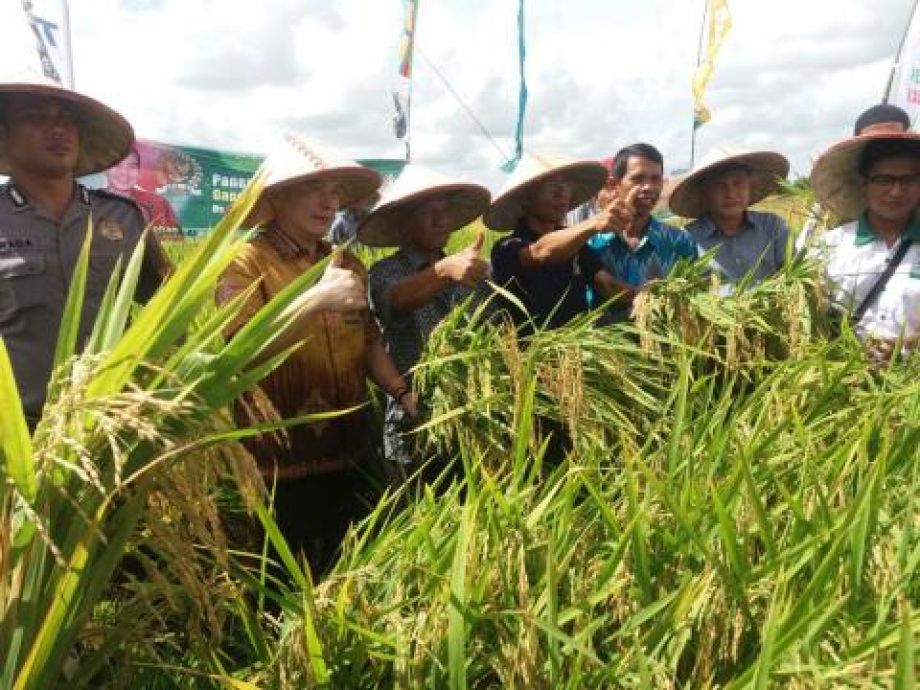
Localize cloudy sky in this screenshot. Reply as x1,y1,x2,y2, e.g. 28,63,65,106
2,0,916,190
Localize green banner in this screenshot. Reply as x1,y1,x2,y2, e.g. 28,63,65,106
83,139,405,240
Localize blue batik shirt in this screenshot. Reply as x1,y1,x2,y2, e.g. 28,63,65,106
586,217,697,308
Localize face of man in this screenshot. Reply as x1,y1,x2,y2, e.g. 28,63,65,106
526,178,573,226
861,155,920,225
0,94,80,179
406,197,453,253
105,151,140,193
613,156,663,217
702,169,751,223
272,179,342,239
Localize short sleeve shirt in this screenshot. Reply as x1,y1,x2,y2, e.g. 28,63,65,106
687,210,789,284
369,247,472,377
585,217,697,312
491,219,602,330
815,216,920,341
217,228,377,478
0,182,168,423
588,217,697,287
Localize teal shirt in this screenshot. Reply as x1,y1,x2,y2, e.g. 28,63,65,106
586,217,697,309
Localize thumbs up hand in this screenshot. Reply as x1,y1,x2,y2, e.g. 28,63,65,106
434,230,491,287
297,249,367,313
594,185,640,235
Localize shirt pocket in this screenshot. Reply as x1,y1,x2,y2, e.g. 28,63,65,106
0,254,47,321
87,247,125,294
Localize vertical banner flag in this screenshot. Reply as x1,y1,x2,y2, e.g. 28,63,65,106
887,1,920,126
500,0,528,173
393,0,419,152
20,0,73,87
691,0,731,129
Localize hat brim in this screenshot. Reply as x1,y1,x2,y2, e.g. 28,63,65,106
811,131,920,222
0,83,134,177
483,161,607,231
357,183,491,247
245,166,382,228
669,151,789,219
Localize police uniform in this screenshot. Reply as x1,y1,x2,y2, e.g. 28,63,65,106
0,181,168,424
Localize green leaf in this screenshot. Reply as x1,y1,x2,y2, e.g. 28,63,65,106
0,338,35,502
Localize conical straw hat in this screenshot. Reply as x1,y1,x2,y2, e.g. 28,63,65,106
357,164,490,247
0,71,134,176
245,133,382,227
483,153,607,231
668,148,789,219
810,124,920,222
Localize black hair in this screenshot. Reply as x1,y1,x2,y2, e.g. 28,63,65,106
611,143,663,179
857,138,920,177
854,103,911,135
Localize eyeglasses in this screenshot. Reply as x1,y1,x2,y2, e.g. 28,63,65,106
866,173,920,189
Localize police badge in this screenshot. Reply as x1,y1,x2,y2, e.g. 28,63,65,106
98,218,124,241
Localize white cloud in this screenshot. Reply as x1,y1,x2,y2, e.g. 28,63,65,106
0,0,915,191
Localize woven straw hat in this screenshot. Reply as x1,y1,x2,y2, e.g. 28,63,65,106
357,164,490,247
0,73,134,176
810,124,920,222
245,133,382,227
668,148,789,219
483,153,607,231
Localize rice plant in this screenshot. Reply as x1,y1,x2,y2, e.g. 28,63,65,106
261,255,920,688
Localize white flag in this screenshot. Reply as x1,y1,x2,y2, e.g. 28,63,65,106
20,0,73,87
889,6,920,127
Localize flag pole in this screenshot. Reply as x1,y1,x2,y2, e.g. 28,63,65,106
690,0,708,168
883,0,919,103
404,0,420,162
62,0,74,87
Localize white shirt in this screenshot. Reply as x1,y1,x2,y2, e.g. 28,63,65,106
816,218,920,340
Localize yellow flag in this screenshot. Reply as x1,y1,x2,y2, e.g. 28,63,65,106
692,0,732,128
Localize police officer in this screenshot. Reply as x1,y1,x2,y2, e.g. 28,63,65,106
0,78,168,427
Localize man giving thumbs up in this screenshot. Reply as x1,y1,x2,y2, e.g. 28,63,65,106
360,165,492,467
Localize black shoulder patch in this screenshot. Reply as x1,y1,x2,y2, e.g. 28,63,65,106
89,187,146,215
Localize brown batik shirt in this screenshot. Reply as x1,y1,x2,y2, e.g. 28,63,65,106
217,227,376,479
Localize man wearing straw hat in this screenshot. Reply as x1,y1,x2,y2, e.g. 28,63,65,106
671,149,790,287
361,164,491,468
810,123,920,358
0,75,169,428
797,104,912,254
485,153,616,330
217,134,415,574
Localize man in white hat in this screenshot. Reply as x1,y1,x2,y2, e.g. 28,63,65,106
0,79,169,428
360,164,491,468
671,149,790,287
217,134,415,574
810,125,920,358
485,153,617,330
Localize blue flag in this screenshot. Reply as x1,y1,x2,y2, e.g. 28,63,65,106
501,0,528,173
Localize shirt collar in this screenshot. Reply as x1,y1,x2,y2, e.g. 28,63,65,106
855,212,920,246
4,181,90,212
694,211,754,239
399,245,443,270
262,224,330,259
600,217,660,252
